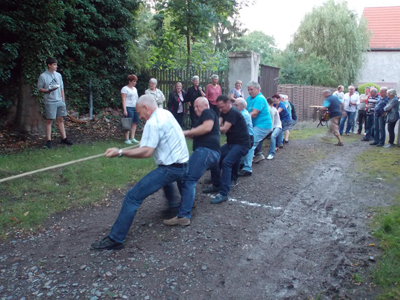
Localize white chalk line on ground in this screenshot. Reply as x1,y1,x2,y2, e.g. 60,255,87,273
209,195,282,210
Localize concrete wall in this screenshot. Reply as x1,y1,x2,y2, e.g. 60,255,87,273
357,51,400,88
228,51,260,99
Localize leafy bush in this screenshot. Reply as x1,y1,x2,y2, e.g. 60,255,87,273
357,82,381,95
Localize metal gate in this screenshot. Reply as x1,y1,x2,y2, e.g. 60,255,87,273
258,64,280,98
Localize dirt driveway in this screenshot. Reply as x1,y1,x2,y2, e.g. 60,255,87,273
0,134,392,299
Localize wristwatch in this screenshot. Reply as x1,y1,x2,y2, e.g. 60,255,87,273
118,149,123,157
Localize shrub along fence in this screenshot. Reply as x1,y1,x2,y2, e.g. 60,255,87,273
277,84,335,122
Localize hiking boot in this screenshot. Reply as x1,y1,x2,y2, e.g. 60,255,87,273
238,170,252,176
61,138,73,146
91,236,123,251
45,140,52,149
163,216,190,226
253,153,265,163
202,185,219,194
211,194,228,204
267,154,274,160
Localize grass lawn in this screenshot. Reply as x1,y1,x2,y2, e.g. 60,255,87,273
357,146,400,299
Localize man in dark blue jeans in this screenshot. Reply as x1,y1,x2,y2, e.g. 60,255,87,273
362,88,380,141
371,87,389,147
163,97,221,226
91,95,189,250
203,95,250,204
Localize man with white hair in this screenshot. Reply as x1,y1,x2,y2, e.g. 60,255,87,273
383,89,399,148
91,95,189,250
239,81,272,175
205,74,222,115
371,87,389,146
164,97,220,226
186,75,206,127
362,88,380,141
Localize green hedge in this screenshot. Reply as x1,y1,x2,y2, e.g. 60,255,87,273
358,82,381,95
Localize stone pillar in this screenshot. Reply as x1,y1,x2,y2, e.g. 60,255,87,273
228,51,260,99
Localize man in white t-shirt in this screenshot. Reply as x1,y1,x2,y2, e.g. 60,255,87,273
91,95,189,251
339,86,360,135
333,85,345,103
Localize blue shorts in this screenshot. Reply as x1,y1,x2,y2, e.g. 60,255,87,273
126,107,139,124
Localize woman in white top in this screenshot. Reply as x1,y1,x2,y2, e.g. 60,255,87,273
266,97,282,159
121,74,139,144
145,78,165,108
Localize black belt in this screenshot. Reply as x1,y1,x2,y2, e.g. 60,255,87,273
160,162,188,168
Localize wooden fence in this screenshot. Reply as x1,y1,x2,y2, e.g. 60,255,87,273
277,84,335,122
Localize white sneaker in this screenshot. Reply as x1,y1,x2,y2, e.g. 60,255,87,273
131,138,139,143
125,139,132,144
267,154,274,160
253,153,265,163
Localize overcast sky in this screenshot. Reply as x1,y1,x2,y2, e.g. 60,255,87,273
240,0,399,49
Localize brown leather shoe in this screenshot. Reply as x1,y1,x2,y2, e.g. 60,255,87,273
163,216,190,226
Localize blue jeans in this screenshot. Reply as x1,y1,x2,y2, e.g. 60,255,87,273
277,119,292,145
109,164,188,243
269,127,282,156
210,144,249,196
243,126,272,173
178,147,220,219
339,111,355,134
365,114,374,139
374,115,386,145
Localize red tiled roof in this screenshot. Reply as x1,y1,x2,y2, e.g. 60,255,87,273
362,6,400,49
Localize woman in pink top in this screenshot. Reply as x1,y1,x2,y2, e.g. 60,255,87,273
206,74,222,116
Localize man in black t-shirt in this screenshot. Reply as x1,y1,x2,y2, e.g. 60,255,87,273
163,97,220,226
186,76,206,127
203,95,249,204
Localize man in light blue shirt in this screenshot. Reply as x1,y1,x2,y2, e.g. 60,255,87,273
239,81,272,176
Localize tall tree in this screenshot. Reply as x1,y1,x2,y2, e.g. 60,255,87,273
286,0,369,86
236,31,276,65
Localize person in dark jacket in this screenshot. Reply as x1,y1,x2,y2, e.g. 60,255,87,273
289,101,297,124
383,89,399,148
371,87,389,147
167,82,187,127
186,76,205,127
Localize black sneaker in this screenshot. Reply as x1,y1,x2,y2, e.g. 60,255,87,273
61,138,73,146
283,139,289,144
91,236,123,251
278,144,283,149
45,140,52,149
369,142,378,145
238,170,252,176
202,185,220,194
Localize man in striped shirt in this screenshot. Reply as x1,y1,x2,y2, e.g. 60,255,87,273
91,95,189,250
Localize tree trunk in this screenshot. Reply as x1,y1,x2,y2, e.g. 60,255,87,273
14,74,45,134
186,30,191,76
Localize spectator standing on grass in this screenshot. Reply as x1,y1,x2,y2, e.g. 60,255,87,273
163,97,220,226
205,74,222,116
320,90,344,146
333,85,345,103
167,82,187,127
202,95,250,204
357,86,370,134
383,89,399,148
239,81,272,173
37,57,73,149
186,76,205,128
229,80,244,102
362,88,380,141
339,86,359,135
282,95,293,143
121,74,139,144
91,95,189,250
272,93,292,149
145,78,165,108
371,87,389,147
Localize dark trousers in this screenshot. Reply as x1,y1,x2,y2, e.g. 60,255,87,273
365,114,374,139
357,110,367,134
189,105,198,128
209,103,220,117
173,113,184,127
373,115,386,145
388,121,398,144
210,144,249,196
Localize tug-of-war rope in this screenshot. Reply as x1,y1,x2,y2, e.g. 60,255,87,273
0,144,139,184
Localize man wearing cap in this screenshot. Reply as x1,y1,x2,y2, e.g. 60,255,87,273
91,95,189,250
320,90,344,146
186,76,206,127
